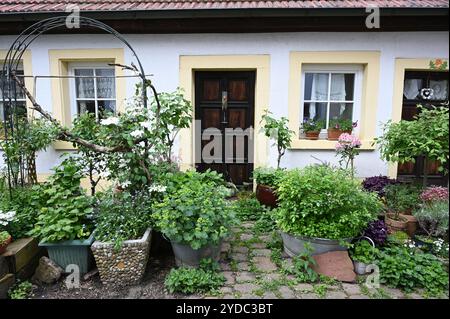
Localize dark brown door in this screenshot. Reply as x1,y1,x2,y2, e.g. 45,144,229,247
399,70,449,186
195,71,255,185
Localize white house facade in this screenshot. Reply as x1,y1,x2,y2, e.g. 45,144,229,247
0,0,449,185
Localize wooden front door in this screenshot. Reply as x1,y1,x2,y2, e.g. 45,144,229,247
195,71,255,185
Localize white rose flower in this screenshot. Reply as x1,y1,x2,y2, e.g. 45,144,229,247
130,129,144,138
100,117,120,126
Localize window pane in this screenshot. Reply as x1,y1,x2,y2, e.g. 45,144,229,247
429,80,448,100
329,103,353,122
77,100,96,115
330,73,354,101
0,101,26,122
304,73,329,101
75,69,95,99
98,100,116,118
96,69,115,99
303,102,327,128
0,69,25,100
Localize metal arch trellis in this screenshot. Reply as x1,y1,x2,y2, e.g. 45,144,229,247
1,16,150,190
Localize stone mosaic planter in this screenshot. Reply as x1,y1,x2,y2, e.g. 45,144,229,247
91,228,152,286
280,231,351,257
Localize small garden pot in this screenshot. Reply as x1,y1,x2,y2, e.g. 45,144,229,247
0,235,12,255
171,240,222,268
353,261,369,275
400,214,418,238
327,129,351,141
255,184,278,208
280,231,351,257
39,233,95,275
385,213,408,234
305,131,320,140
91,228,152,287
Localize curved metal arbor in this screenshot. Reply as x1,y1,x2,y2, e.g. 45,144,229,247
1,16,148,189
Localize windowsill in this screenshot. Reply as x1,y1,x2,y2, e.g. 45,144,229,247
53,141,77,151
289,139,376,150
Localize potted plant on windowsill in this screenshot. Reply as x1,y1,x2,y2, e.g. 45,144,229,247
384,183,421,236
327,118,357,141
275,165,382,256
152,170,236,267
91,189,154,287
253,167,285,208
301,119,324,140
29,159,95,275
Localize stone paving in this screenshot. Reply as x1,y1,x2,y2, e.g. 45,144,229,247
202,221,449,300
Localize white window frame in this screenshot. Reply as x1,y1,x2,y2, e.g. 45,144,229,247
300,64,363,138
0,62,26,122
68,62,116,121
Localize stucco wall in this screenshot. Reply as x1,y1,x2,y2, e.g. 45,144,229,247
0,31,448,177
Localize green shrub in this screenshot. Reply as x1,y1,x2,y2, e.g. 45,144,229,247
275,165,382,239
152,170,236,249
29,159,94,242
232,195,264,221
8,281,33,299
384,183,421,216
0,230,10,246
165,259,225,294
376,246,448,295
253,167,286,188
282,243,318,283
94,190,153,251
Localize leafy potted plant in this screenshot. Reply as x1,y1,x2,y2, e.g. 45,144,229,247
91,189,153,286
384,184,421,236
362,175,400,198
301,119,324,140
327,118,357,140
0,210,15,254
363,220,388,246
0,231,12,254
253,167,285,207
275,164,382,256
350,238,378,275
152,170,236,267
30,159,95,275
260,110,294,168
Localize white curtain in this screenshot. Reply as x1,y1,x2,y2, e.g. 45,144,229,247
403,79,422,100
430,80,448,100
309,73,347,119
76,77,94,98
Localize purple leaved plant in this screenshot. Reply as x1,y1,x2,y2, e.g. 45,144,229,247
363,220,388,246
362,175,400,197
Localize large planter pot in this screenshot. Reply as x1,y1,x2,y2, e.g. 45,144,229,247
401,214,418,238
39,233,95,275
91,228,152,287
327,129,351,141
255,184,278,208
280,231,351,257
305,131,320,140
171,240,222,268
385,213,408,234
0,235,12,255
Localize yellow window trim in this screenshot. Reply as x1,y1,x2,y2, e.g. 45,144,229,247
388,58,449,178
178,55,270,171
49,48,125,150
288,51,381,150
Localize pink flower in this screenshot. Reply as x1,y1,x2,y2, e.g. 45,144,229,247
420,186,449,203
335,133,361,151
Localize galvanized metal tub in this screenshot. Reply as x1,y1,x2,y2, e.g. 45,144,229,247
171,240,222,268
280,231,351,257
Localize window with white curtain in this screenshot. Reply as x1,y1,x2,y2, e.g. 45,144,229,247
69,63,116,120
301,65,362,136
0,62,27,122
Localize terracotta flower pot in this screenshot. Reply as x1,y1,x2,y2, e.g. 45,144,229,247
385,213,408,234
400,214,418,238
327,129,352,140
0,235,12,255
256,184,278,208
305,131,320,140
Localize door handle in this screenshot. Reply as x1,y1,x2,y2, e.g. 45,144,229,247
221,91,228,125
